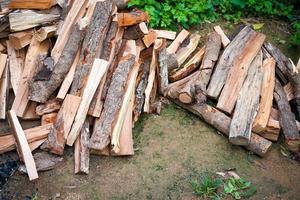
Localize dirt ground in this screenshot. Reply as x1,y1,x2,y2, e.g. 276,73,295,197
0,19,299,200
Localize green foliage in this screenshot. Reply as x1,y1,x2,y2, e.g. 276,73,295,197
291,22,300,46
224,177,257,199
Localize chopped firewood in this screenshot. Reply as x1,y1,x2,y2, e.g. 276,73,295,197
74,119,90,174
67,59,109,146
111,61,140,153
0,53,6,77
123,24,145,40
176,33,201,66
157,39,169,94
139,22,149,34
167,29,189,54
217,31,265,114
29,139,46,151
22,101,40,120
28,22,86,103
7,110,38,181
12,39,50,117
41,95,81,155
177,73,199,104
284,82,294,101
35,25,57,42
70,1,113,96
229,51,263,145
0,42,5,52
9,10,60,32
154,30,176,40
51,0,87,62
9,30,32,50
41,113,57,125
253,58,276,133
274,80,300,152
6,40,25,95
261,116,280,141
169,47,205,82
89,55,136,151
117,10,149,27
9,0,56,10
36,99,62,116
143,30,157,48
32,57,54,82
213,25,230,47
196,32,222,92
172,101,272,157
0,124,52,154
207,26,254,99
0,62,8,119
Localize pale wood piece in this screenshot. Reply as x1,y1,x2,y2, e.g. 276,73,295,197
12,39,50,117
0,124,52,154
154,30,176,40
229,51,263,145
89,55,136,150
6,41,25,95
0,62,8,119
51,0,87,62
284,82,294,101
41,113,57,125
169,47,205,82
167,29,189,54
142,30,157,48
157,39,169,94
260,116,280,141
139,22,149,34
172,100,272,157
36,99,61,116
9,31,32,50
111,62,139,153
0,53,7,79
35,25,57,42
56,50,80,100
217,32,266,114
176,34,201,66
29,139,46,152
213,25,230,47
252,58,276,133
7,110,38,181
9,0,56,9
41,95,81,155
22,101,40,120
67,59,109,146
207,26,254,99
74,119,90,174
9,10,59,32
117,10,149,26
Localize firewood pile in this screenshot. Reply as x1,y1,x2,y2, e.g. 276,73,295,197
0,0,299,181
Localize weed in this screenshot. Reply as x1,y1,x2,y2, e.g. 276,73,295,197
153,164,164,171
224,177,256,199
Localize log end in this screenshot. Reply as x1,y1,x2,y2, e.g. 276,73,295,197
229,136,250,146
178,93,193,104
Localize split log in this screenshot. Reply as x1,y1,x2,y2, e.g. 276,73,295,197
12,39,50,117
157,39,169,94
51,0,87,62
89,55,136,151
142,30,157,48
154,30,176,40
36,99,61,116
176,34,201,66
172,101,272,156
7,110,38,181
0,43,5,53
28,22,86,103
35,25,57,42
32,57,54,82
196,32,222,92
117,10,149,26
177,74,198,104
207,26,254,99
229,51,263,145
0,62,8,119
261,116,280,141
9,30,32,50
123,24,145,40
274,80,300,152
139,22,149,34
167,29,189,54
0,124,52,154
74,118,90,174
9,10,59,32
213,25,230,47
169,47,205,82
252,58,276,133
284,82,294,101
9,0,56,10
41,95,81,155
217,32,265,114
67,59,109,146
6,41,25,95
70,1,113,96
41,113,57,125
0,53,6,78
22,101,40,120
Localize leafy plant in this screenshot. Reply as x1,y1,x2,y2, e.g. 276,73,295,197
224,177,257,199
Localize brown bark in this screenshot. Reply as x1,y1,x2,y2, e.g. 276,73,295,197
36,99,62,116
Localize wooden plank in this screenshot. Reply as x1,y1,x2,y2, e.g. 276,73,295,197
7,110,38,181
252,58,276,133
67,59,109,146
142,30,157,48
0,62,8,119
9,31,32,50
216,32,266,114
207,26,254,99
213,25,230,47
9,0,56,9
117,10,149,26
167,29,189,54
12,39,50,117
42,95,81,155
154,30,176,40
229,51,263,145
176,34,201,66
35,25,57,42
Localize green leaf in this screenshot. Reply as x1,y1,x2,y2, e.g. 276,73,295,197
252,23,264,30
